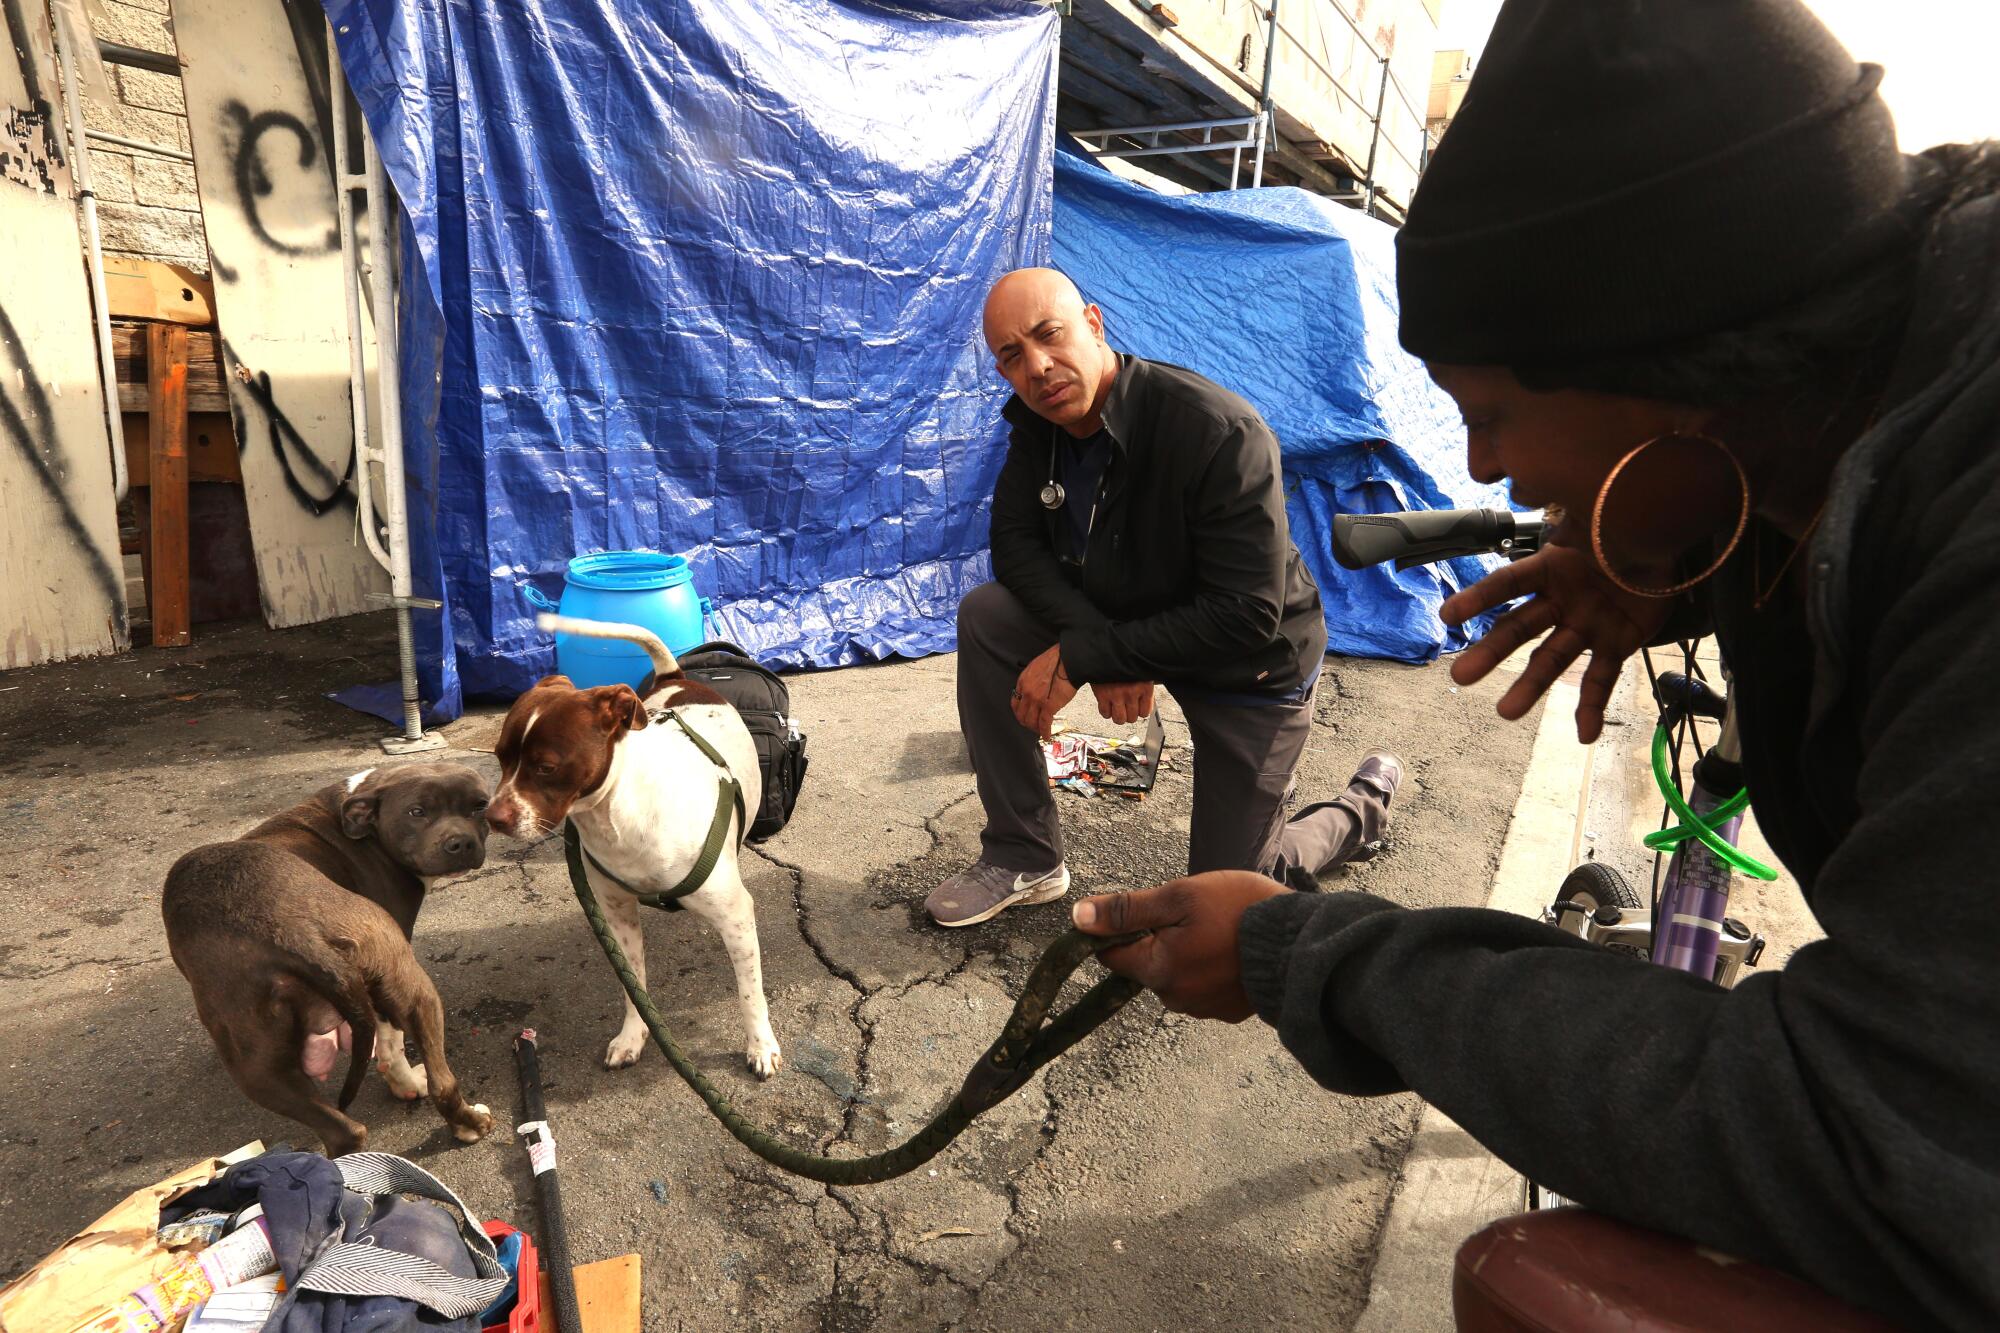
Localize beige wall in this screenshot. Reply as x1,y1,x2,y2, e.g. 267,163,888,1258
1428,47,1470,124
82,0,206,271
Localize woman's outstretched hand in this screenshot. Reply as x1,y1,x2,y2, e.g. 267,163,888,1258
1441,531,1675,744
1071,871,1290,1022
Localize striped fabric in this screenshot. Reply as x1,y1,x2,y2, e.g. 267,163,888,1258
288,1153,508,1319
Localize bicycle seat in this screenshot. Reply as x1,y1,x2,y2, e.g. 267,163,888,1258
1453,1209,1899,1332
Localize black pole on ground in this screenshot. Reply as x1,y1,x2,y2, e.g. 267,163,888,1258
515,1029,584,1333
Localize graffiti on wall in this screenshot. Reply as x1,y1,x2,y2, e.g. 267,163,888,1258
175,0,386,627
0,1,126,669
0,305,121,610
0,0,64,192
221,335,359,518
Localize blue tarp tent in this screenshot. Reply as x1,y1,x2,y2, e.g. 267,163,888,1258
1050,145,1509,661
326,1,1502,723
327,0,1060,722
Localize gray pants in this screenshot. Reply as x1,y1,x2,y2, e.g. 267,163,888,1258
957,582,1389,882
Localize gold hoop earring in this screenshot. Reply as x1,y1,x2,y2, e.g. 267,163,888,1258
1588,432,1750,599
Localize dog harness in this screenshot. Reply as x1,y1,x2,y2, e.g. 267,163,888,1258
563,710,745,912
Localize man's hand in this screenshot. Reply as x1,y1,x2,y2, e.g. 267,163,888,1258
1091,681,1156,727
1012,644,1079,741
1441,530,1674,744
1071,871,1290,1022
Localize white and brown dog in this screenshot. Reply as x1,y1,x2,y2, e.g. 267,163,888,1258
486,615,781,1078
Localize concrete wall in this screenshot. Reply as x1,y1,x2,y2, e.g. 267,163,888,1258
82,0,207,271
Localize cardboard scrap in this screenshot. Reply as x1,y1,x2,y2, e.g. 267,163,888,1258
0,1141,263,1333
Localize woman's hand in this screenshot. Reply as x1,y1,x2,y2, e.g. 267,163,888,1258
1071,871,1290,1021
1441,529,1674,744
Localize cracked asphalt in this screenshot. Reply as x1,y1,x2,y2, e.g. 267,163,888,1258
0,610,1537,1330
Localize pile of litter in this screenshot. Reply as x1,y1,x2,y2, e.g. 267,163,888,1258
1041,713,1170,799
1,1142,542,1333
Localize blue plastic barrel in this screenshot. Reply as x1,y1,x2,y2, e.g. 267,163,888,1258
523,551,711,690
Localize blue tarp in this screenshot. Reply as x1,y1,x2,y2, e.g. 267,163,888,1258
1050,145,1510,661
324,1,1502,724
326,0,1059,721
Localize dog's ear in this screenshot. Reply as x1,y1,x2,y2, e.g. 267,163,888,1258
339,769,383,840
590,684,648,733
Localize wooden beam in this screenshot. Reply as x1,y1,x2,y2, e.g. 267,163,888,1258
1058,59,1156,126
1260,136,1347,195
102,258,215,325
1060,16,1229,120
115,322,231,413
147,322,192,648
123,412,242,487
1071,0,1250,114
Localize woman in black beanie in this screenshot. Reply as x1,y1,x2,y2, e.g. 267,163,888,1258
1071,0,2000,1326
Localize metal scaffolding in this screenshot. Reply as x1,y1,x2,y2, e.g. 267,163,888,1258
1063,0,1429,209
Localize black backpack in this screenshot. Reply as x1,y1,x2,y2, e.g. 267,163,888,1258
677,640,808,841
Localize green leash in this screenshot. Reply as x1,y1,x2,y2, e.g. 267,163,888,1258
562,715,1143,1185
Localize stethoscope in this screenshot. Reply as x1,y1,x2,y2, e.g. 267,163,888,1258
1041,354,1121,512
1041,441,1104,564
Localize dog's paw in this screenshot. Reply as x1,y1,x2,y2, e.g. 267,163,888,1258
604,1030,648,1069
452,1103,494,1143
746,1034,783,1081
379,1061,429,1101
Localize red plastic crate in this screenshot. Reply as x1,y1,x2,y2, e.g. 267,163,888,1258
481,1220,542,1333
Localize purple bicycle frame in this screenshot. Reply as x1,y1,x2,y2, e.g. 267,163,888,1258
1649,778,1744,980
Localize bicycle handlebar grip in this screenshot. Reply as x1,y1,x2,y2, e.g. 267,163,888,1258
1656,670,1727,723
1331,508,1516,570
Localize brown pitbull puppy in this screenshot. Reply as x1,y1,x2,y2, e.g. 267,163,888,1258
162,763,495,1156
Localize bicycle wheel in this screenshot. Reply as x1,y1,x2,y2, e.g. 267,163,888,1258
1526,864,1647,1211
1557,861,1642,912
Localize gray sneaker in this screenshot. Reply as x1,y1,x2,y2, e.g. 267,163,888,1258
925,860,1071,928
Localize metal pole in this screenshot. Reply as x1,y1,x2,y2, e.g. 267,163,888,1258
1252,0,1277,186
329,21,389,574
53,10,129,503
96,38,179,77
365,126,437,749
1361,54,1391,216
514,1031,585,1333
83,128,193,162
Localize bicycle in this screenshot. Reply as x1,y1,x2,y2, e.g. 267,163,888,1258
1332,507,1777,1213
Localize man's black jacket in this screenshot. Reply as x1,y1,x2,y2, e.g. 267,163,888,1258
989,354,1326,691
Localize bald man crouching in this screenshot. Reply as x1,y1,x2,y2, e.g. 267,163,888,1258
926,268,1405,928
